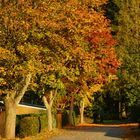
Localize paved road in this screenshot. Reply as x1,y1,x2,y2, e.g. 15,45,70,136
48,126,125,140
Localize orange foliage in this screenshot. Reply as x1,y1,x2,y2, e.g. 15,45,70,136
0,0,120,100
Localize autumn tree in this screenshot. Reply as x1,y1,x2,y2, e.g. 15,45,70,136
33,0,119,127
56,0,120,125
0,0,70,138
36,73,66,131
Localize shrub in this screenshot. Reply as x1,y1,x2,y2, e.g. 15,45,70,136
18,116,39,137
40,114,47,131
17,113,48,138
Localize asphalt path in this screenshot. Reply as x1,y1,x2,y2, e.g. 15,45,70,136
48,126,125,140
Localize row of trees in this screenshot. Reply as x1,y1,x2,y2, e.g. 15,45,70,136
103,0,140,119
0,0,121,139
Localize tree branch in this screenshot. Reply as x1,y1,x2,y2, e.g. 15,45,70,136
15,73,32,104
42,95,49,109
50,89,57,107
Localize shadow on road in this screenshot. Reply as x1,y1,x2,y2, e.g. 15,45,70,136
63,123,139,139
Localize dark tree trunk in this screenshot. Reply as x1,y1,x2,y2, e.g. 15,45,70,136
69,95,74,126
80,99,85,124
119,101,122,119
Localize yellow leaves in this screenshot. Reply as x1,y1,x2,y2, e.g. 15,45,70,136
0,67,7,87
0,67,7,79
26,60,35,72
82,83,102,97
107,74,118,82
0,47,17,61
17,44,41,58
0,78,7,86
20,32,29,41
26,8,34,15
79,83,102,107
0,67,5,73
0,44,43,76
83,95,91,106
17,45,24,53
90,84,102,93
0,47,11,60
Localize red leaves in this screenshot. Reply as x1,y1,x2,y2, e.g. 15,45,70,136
88,31,116,48
87,30,120,84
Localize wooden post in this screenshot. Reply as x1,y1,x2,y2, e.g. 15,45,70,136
57,113,62,129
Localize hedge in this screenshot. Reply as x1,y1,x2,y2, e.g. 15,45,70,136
16,113,48,138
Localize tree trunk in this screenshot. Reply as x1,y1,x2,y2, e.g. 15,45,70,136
3,74,32,139
80,99,85,124
69,95,74,126
122,103,127,119
47,105,53,131
119,101,122,119
42,90,57,131
4,98,16,139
